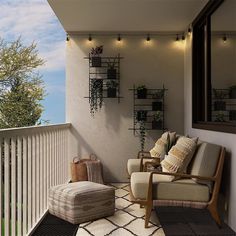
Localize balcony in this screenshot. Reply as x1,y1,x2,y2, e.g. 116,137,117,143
0,123,71,236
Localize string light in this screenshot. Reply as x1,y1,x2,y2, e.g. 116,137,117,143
188,27,192,35
176,34,179,41
223,34,227,43
117,34,121,41
83,33,186,42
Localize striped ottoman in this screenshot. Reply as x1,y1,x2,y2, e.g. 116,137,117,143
49,181,115,224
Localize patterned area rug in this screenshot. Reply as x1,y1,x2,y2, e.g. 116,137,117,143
76,183,164,236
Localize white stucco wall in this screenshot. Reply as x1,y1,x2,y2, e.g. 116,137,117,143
66,35,184,182
184,35,236,230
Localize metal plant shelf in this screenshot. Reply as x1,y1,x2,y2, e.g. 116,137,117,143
85,53,123,104
129,84,168,136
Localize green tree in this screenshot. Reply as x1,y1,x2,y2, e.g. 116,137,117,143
0,38,46,128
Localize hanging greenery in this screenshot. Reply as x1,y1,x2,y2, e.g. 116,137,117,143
90,79,103,116
139,120,146,152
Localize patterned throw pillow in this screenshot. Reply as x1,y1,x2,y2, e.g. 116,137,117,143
161,136,198,174
149,131,176,161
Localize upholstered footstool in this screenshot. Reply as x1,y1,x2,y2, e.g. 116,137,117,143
49,181,115,224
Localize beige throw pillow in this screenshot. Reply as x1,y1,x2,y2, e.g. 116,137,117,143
149,131,176,161
161,136,198,174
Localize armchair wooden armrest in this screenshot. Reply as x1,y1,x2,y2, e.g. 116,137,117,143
150,171,216,182
137,151,151,159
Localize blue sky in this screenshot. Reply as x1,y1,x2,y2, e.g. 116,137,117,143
0,0,66,124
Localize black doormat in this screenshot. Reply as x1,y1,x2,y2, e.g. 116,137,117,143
155,206,236,236
30,213,79,236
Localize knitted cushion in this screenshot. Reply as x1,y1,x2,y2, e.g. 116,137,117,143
150,131,176,160
161,136,198,174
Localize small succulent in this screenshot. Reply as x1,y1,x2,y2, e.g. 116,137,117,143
215,112,225,122
213,89,227,99
106,80,118,89
107,57,117,69
137,85,146,91
152,89,165,99
153,111,162,122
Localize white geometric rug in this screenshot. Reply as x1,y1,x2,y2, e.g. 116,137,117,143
76,183,165,236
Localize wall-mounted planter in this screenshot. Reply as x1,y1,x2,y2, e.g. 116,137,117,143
230,87,236,99
107,88,117,98
91,56,102,67
214,101,226,111
107,68,116,80
137,88,147,99
152,101,162,111
136,110,147,122
229,110,236,121
152,120,162,129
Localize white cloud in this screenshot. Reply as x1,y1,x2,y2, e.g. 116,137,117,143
0,0,65,72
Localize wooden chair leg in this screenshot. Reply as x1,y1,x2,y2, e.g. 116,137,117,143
145,202,152,228
207,204,222,227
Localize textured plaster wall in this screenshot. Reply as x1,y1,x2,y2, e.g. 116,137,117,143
184,35,236,231
66,35,184,182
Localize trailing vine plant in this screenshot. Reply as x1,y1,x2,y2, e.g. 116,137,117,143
90,79,103,117
139,120,146,152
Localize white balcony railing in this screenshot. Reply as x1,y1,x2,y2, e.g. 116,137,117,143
0,123,71,236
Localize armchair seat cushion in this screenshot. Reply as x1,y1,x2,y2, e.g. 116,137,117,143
127,158,153,175
131,172,210,202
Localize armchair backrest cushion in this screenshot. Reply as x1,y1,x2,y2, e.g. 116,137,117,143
190,141,221,186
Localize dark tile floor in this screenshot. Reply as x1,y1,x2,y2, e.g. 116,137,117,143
30,213,79,236
156,206,236,236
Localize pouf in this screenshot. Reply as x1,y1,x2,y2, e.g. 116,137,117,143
49,181,115,224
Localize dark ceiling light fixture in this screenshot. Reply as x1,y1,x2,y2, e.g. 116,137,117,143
188,27,192,35
182,34,185,41
88,34,92,41
223,34,227,43
117,34,121,41
66,34,70,41
176,34,179,41
146,34,150,41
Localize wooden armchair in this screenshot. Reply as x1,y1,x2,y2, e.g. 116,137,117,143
129,141,225,228
127,151,160,177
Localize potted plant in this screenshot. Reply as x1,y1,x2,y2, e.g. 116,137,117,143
139,120,146,152
136,110,147,122
214,112,225,122
137,85,147,99
213,89,226,111
90,45,103,67
107,57,117,80
152,89,165,99
90,79,103,116
229,85,236,99
152,111,163,129
106,80,117,98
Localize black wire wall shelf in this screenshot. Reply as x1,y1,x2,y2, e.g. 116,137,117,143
128,84,168,136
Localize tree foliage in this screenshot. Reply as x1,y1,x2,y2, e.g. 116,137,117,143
0,38,46,128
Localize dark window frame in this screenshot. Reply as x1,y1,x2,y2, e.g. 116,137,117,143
192,0,236,134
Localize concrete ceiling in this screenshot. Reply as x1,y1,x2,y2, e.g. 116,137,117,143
211,0,236,31
47,0,208,33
